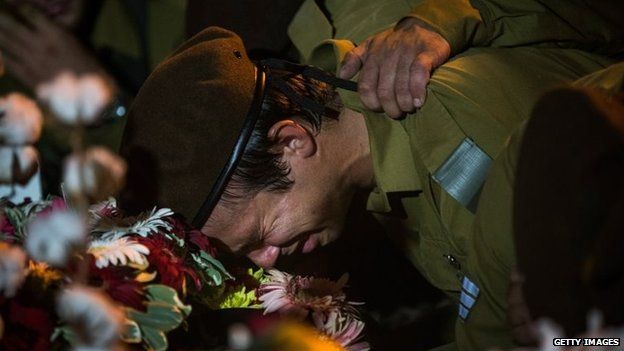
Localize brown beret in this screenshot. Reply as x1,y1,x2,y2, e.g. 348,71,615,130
119,27,266,226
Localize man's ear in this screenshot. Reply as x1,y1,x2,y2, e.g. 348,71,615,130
268,120,316,158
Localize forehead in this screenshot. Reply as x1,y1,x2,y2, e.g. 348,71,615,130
202,198,259,253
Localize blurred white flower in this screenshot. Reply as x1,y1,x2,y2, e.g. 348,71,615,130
0,93,43,145
228,323,253,350
72,347,108,351
37,72,80,123
313,311,369,351
0,146,39,184
25,210,85,266
88,237,150,268
0,243,27,298
501,311,624,351
36,72,113,125
78,74,113,121
63,147,127,203
57,285,123,348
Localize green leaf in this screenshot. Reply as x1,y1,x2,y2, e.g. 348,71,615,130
219,286,262,309
191,251,233,287
124,285,192,350
145,284,192,316
121,318,142,344
127,302,184,332
200,251,233,279
141,326,169,351
51,325,78,345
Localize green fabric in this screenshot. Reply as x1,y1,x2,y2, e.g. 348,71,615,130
289,2,619,350
408,0,624,55
289,1,624,349
91,0,186,70
573,62,624,93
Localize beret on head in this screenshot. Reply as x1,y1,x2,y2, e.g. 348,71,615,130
119,27,263,226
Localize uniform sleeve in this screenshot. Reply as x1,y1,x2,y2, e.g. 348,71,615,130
407,0,624,56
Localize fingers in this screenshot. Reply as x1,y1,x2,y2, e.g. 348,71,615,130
28,10,62,41
338,19,452,118
395,53,415,113
338,44,366,79
2,54,45,90
0,13,37,52
377,49,404,118
357,49,382,111
409,54,433,108
0,30,31,60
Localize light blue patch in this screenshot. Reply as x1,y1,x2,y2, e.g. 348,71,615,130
459,304,470,320
432,138,492,212
460,291,476,309
462,276,480,298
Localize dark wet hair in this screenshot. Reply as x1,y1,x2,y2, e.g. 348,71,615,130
222,70,342,202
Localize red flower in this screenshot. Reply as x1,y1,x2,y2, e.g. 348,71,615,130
188,229,218,257
166,215,189,241
36,197,67,218
1,301,54,351
89,257,146,311
0,211,16,242
137,234,200,294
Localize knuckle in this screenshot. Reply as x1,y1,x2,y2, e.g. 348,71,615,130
377,86,393,102
396,84,410,97
358,81,375,95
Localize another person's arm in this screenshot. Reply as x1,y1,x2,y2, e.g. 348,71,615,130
339,0,624,118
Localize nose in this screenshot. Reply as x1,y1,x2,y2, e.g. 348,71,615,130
246,245,280,268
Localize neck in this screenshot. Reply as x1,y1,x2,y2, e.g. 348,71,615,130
327,108,375,190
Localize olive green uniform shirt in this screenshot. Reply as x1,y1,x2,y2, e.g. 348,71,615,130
288,1,621,350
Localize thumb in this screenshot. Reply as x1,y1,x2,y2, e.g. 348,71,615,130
338,44,367,79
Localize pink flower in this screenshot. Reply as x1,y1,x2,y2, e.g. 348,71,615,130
36,197,67,218
313,311,370,351
258,270,352,318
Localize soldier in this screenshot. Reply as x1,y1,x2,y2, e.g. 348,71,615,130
120,1,623,350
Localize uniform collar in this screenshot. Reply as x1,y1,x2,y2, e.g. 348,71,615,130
362,110,422,213
296,31,422,214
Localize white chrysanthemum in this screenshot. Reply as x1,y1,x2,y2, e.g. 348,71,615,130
25,210,86,266
0,93,43,145
94,206,174,240
36,72,113,125
0,243,27,298
64,147,127,202
57,285,123,348
0,146,39,184
88,237,150,268
37,72,80,123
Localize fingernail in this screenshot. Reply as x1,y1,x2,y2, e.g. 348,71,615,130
414,98,422,107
